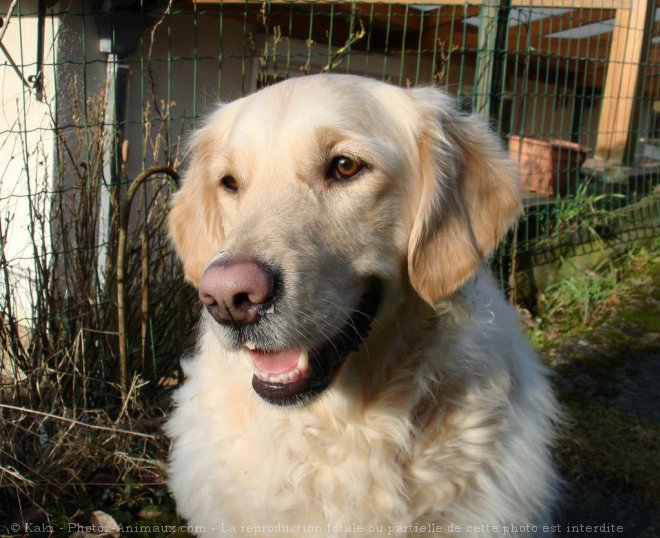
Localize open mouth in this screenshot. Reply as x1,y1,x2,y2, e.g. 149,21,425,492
247,280,382,406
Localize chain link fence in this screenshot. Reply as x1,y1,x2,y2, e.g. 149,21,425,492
1,0,659,520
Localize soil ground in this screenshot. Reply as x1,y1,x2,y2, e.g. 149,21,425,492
537,247,660,537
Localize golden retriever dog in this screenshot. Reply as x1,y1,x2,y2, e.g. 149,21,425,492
166,74,558,537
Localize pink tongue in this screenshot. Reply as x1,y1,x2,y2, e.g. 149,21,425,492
251,349,301,375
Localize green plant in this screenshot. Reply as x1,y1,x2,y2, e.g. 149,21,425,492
544,180,625,245
545,258,618,325
624,237,660,267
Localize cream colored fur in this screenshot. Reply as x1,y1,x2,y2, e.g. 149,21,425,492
167,74,558,537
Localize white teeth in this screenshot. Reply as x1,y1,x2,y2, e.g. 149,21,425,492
244,341,256,351
264,369,302,384
255,369,269,382
251,349,311,385
297,349,309,371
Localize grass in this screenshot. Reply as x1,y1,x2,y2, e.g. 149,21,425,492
545,259,618,325
527,238,660,347
559,405,660,507
536,180,626,249
529,238,660,535
0,395,186,535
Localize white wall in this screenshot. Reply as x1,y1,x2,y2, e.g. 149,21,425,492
0,0,58,326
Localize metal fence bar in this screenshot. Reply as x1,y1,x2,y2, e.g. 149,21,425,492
0,0,658,412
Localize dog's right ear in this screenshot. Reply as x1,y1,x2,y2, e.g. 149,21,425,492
169,127,225,286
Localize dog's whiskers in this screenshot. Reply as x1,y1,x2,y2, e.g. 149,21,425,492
317,297,381,354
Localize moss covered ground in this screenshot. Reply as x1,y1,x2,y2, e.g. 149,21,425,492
527,241,660,537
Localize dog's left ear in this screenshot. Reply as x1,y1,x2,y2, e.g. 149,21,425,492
406,87,522,305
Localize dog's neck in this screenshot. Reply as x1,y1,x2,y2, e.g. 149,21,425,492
337,278,455,410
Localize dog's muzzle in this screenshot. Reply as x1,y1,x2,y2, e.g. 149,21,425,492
199,259,382,406
247,279,383,406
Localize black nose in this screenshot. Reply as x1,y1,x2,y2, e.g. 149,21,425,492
198,259,276,326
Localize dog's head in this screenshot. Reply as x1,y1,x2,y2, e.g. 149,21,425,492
169,74,521,406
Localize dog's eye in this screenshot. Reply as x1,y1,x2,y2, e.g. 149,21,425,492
220,175,239,193
328,156,364,181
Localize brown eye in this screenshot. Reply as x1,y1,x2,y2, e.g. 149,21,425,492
220,175,239,193
328,156,364,181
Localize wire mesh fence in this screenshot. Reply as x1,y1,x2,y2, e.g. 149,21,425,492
3,0,660,406
0,0,659,519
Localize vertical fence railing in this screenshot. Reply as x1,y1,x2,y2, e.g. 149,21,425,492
0,0,658,407
0,0,658,518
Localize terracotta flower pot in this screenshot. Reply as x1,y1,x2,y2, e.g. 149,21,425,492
509,135,589,197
